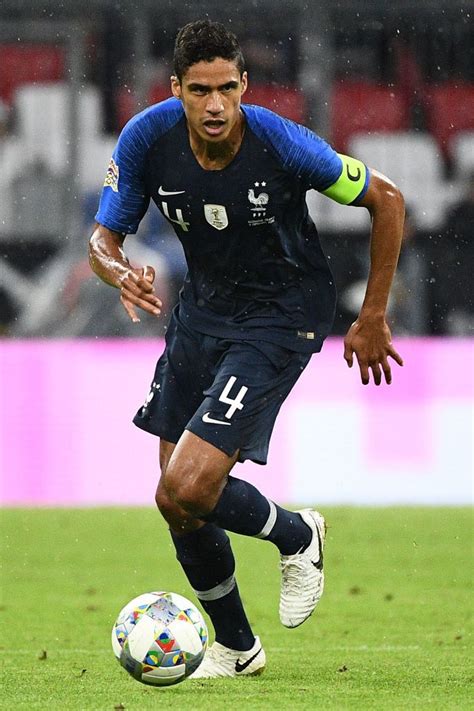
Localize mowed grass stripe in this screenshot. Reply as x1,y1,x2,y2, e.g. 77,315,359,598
1,507,472,710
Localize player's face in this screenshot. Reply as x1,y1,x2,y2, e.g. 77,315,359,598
171,58,247,143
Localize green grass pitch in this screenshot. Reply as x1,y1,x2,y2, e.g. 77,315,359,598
1,507,472,710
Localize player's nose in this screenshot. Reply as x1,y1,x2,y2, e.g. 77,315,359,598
206,91,224,114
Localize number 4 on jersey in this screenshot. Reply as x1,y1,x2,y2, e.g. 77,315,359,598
219,376,248,419
162,201,190,232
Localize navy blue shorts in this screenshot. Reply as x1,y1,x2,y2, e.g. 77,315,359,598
133,312,311,464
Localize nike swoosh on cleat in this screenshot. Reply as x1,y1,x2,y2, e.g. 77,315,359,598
312,523,324,570
158,186,185,195
202,412,231,426
235,647,262,673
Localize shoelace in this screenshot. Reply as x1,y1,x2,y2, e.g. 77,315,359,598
279,555,308,588
200,644,234,674
205,645,223,662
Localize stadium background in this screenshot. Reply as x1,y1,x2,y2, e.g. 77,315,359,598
0,0,472,505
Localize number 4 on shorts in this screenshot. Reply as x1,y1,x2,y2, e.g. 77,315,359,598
219,376,248,419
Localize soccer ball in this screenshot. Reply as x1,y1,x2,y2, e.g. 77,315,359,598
112,591,208,686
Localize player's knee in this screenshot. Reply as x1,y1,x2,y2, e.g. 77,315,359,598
155,482,174,516
155,479,203,533
175,486,212,517
163,464,214,517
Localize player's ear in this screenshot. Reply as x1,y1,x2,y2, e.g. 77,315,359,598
171,76,182,100
240,71,248,97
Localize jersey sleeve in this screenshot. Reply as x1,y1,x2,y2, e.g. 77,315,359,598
95,116,151,234
243,105,370,205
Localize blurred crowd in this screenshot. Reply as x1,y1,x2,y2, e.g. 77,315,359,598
0,2,472,338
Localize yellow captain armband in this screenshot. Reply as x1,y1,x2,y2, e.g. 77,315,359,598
321,154,368,205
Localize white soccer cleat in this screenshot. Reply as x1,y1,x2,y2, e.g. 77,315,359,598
189,636,266,679
279,509,326,628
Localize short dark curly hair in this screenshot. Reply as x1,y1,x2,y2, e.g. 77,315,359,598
173,20,245,81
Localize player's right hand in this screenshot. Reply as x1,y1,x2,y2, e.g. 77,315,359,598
119,265,162,323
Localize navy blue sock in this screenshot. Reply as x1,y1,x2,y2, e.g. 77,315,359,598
170,523,255,651
203,475,312,555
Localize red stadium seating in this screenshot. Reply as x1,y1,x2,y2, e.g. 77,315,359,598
116,89,135,129
424,82,474,157
116,83,172,129
0,44,64,103
244,83,307,123
330,81,409,153
148,82,173,106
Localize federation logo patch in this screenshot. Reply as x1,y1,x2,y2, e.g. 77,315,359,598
204,204,228,230
103,157,119,192
247,182,269,212
247,180,275,227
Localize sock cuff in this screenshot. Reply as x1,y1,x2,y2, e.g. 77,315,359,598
200,475,239,524
254,500,277,539
194,574,236,601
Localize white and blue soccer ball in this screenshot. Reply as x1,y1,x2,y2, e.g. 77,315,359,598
112,591,208,686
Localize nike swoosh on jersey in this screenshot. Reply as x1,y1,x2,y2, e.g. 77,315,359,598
202,413,231,426
158,186,186,195
234,647,263,673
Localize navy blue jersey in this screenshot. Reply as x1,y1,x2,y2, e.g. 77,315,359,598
96,98,369,352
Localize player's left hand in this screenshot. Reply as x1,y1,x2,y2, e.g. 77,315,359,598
343,317,403,386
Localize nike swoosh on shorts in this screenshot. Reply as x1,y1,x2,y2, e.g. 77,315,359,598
158,186,185,195
202,413,231,426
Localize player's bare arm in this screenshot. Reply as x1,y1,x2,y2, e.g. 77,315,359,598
89,223,162,323
343,170,405,386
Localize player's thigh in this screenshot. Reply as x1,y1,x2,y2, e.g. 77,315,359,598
159,439,176,474
186,340,311,465
163,430,240,515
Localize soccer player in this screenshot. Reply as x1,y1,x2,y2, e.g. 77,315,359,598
89,20,405,678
